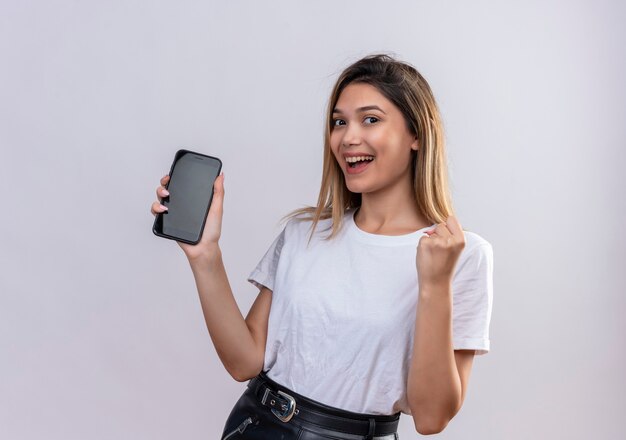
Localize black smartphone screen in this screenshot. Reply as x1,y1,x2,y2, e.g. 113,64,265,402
152,149,222,244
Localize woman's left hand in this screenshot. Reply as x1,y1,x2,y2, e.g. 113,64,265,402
416,215,466,289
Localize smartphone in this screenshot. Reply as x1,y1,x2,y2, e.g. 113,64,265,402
152,149,222,245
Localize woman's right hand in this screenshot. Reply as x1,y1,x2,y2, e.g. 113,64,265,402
151,172,226,262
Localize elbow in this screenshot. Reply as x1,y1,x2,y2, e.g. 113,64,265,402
410,405,456,436
229,359,264,383
413,418,450,436
409,394,461,435
231,371,250,383
229,365,258,383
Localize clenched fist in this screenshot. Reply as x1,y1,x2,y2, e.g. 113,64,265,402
416,215,466,290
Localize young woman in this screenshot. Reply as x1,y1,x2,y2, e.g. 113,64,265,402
151,53,494,439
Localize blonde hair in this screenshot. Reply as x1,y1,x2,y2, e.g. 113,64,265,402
280,53,455,246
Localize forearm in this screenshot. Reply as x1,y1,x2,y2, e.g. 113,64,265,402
406,282,462,432
188,246,260,381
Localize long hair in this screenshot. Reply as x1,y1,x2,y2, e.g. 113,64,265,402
279,53,455,246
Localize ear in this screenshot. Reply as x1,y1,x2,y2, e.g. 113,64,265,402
411,136,419,151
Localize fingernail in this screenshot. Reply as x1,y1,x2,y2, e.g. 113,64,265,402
163,189,169,196
160,204,168,210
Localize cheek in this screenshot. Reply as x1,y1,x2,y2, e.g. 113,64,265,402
375,147,411,176
329,130,340,148
329,133,338,149
329,136,342,163
329,131,337,143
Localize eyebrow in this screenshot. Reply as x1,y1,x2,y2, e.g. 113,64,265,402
332,105,386,115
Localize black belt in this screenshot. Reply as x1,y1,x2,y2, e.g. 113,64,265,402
247,372,400,438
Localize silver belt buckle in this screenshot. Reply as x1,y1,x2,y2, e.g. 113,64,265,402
271,390,297,422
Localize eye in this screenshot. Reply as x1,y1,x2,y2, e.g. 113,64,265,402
364,116,379,124
332,118,345,126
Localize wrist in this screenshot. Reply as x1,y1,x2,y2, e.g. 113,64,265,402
418,281,452,299
188,244,222,269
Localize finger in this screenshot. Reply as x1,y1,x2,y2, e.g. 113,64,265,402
160,174,170,186
155,185,170,200
424,225,438,236
151,200,168,216
428,222,451,237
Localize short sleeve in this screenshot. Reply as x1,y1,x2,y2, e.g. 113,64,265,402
452,243,494,355
247,225,287,292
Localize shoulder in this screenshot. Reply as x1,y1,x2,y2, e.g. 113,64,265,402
454,230,494,275
462,230,493,254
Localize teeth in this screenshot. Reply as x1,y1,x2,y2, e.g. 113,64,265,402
346,156,375,163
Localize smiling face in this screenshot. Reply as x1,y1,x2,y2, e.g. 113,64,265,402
330,82,418,195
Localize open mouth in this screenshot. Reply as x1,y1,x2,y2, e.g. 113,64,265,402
345,156,375,174
346,156,374,167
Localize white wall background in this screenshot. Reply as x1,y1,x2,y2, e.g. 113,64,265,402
1,1,624,438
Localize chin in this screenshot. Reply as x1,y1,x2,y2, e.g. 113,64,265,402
345,182,369,194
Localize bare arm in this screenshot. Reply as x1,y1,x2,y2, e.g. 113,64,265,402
406,282,475,434
409,217,476,435
189,248,270,382
152,172,270,383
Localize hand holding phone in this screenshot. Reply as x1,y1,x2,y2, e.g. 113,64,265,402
151,149,225,260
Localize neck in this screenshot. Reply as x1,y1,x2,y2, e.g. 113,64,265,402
354,175,430,235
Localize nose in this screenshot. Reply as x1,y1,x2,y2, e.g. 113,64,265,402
341,121,362,147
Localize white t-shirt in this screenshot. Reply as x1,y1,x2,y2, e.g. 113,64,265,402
247,207,494,415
